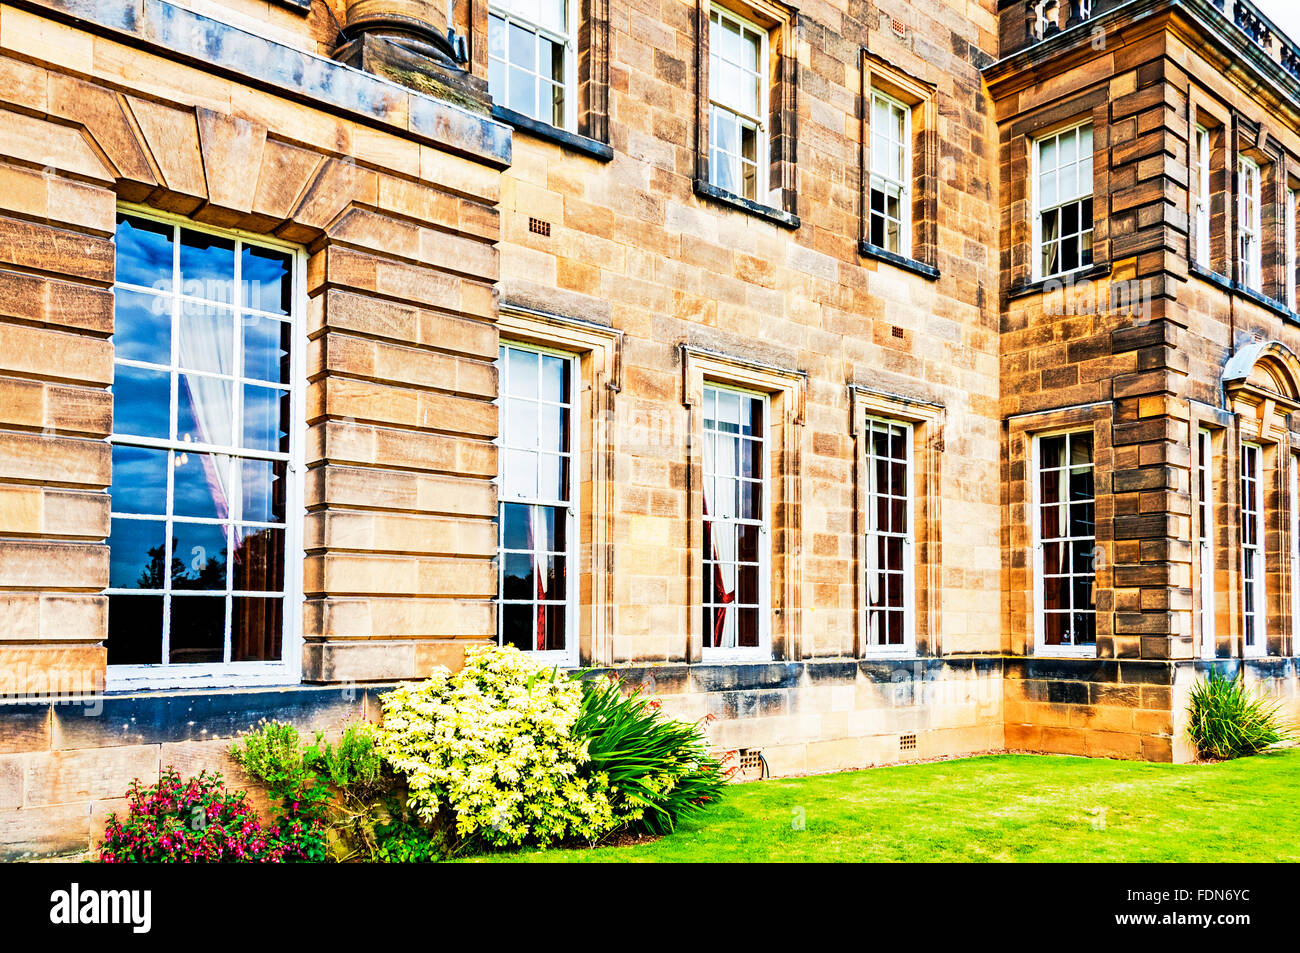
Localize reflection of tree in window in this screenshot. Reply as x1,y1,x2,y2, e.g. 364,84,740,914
133,539,227,591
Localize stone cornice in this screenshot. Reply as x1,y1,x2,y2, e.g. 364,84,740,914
984,0,1300,131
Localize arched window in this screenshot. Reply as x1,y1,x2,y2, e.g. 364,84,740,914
1222,341,1300,658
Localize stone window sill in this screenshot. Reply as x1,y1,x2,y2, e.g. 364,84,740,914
1190,261,1299,322
858,241,939,280
1007,262,1113,300
491,105,613,162
693,178,800,230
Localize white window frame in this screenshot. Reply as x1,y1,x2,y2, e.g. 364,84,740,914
707,5,770,205
1286,185,1297,312
107,206,307,691
1238,156,1263,292
868,89,913,259
701,381,771,662
496,340,580,668
862,416,915,656
1193,125,1212,269
1031,429,1097,657
488,0,578,132
1198,429,1216,660
1031,121,1095,282
1291,456,1299,654
1240,441,1266,657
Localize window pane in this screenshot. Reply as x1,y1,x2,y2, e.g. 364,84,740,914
712,148,737,194
544,554,566,600
1044,611,1068,645
232,596,282,662
501,502,530,550
113,289,171,365
116,215,174,290
241,245,292,315
550,80,565,128
177,374,234,447
540,353,569,404
234,527,285,592
503,550,534,600
171,522,228,590
712,108,738,154
509,21,536,70
110,445,169,516
243,315,290,384
1040,435,1064,471
507,347,539,397
239,458,287,524
541,603,566,652
107,594,164,665
736,607,759,648
178,300,234,376
539,34,564,84
504,450,538,498
179,229,235,305
108,518,167,589
241,384,287,452
113,363,172,440
172,451,231,520
168,596,225,664
509,66,536,116
538,452,569,500
502,602,532,651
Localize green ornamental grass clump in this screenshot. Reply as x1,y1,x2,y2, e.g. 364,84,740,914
575,674,729,835
1187,669,1292,760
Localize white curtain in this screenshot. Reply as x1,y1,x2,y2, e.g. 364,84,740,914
178,308,236,538
703,431,738,648
529,505,548,651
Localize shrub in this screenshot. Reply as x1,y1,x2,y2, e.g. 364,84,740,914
376,645,617,848
229,719,331,861
575,674,729,835
1188,669,1292,760
372,803,451,862
98,768,289,862
231,719,402,862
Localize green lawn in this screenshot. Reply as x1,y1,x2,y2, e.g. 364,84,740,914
466,749,1300,862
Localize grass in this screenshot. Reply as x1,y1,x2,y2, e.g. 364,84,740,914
462,748,1300,862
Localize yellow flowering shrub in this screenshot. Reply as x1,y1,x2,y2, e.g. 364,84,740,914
376,645,617,847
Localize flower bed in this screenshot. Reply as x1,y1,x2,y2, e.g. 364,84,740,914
93,646,729,862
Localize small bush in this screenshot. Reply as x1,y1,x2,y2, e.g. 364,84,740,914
1188,670,1292,760
229,719,331,861
230,719,410,862
575,674,729,835
98,768,290,862
376,645,617,848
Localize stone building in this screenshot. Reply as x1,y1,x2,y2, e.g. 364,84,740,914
0,0,1296,857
